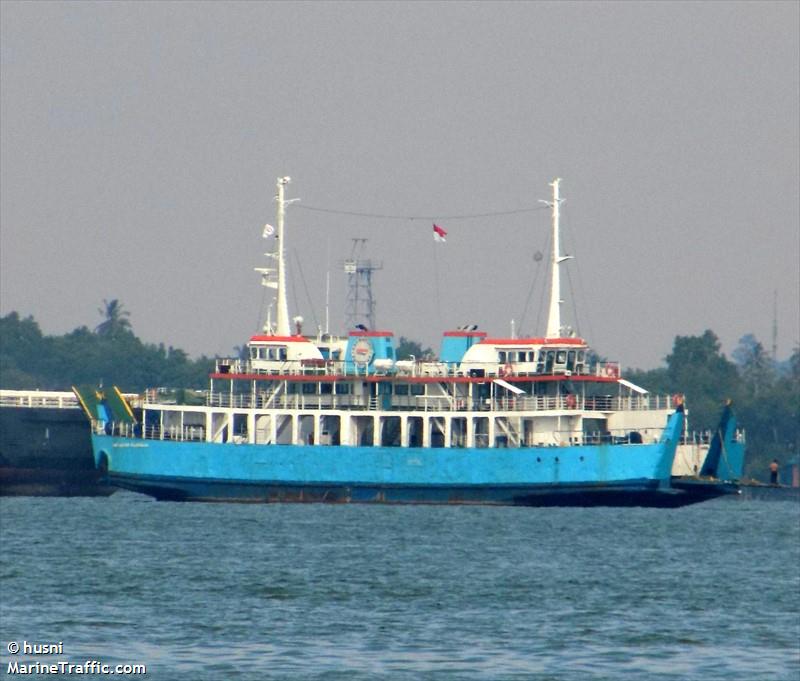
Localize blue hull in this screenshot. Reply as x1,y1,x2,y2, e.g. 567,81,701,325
87,412,719,506
101,471,693,507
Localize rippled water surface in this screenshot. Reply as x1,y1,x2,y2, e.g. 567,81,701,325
1,494,798,679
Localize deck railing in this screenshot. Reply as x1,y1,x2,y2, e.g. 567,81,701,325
215,358,618,380
0,389,79,409
93,420,208,442
198,391,674,413
94,419,670,447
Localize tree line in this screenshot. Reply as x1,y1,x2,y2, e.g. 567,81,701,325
1,306,797,480
625,330,798,481
0,302,214,391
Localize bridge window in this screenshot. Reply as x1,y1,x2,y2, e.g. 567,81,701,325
498,351,507,363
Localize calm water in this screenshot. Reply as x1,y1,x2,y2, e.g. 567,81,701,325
1,494,798,680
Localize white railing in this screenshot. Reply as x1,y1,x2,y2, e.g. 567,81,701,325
214,357,617,380
0,389,79,409
95,420,666,448
681,428,746,445
562,428,659,446
193,391,674,414
93,420,208,442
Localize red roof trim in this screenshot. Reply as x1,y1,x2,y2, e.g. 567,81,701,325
480,337,587,346
249,335,312,343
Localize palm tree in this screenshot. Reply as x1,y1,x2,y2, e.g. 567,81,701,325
95,299,132,337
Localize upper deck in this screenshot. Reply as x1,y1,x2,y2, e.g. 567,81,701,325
219,329,618,382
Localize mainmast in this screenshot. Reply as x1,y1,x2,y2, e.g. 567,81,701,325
255,176,296,336
543,178,573,338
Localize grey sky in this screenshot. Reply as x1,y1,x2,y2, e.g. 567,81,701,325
1,1,798,370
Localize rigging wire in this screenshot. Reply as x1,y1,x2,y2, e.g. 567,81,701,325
564,261,580,337
532,230,552,336
561,221,594,343
257,283,269,335
293,249,320,332
517,247,546,335
432,241,443,328
288,254,301,329
294,204,550,222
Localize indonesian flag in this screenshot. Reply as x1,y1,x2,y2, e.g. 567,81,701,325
432,224,447,242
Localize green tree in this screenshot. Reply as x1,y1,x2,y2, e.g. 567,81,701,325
395,336,433,360
0,312,46,388
95,299,132,337
733,333,774,398
738,344,800,479
1,309,213,392
664,330,742,430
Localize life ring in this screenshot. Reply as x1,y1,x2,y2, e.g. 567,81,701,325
605,364,619,378
499,363,513,377
565,394,577,409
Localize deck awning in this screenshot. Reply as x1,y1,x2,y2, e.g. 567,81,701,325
617,378,648,394
493,378,525,395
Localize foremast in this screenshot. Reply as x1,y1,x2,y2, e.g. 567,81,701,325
543,178,573,338
255,176,296,336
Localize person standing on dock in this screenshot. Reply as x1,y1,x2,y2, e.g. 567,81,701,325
769,459,780,485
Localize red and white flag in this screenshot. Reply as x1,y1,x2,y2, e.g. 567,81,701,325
432,224,447,242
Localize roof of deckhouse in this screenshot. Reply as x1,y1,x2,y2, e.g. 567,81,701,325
249,335,313,343
479,337,587,345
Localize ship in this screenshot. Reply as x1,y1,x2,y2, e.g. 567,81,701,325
0,389,114,496
80,177,744,506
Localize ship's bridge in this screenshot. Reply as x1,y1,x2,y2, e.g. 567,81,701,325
459,337,590,377
238,335,324,374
